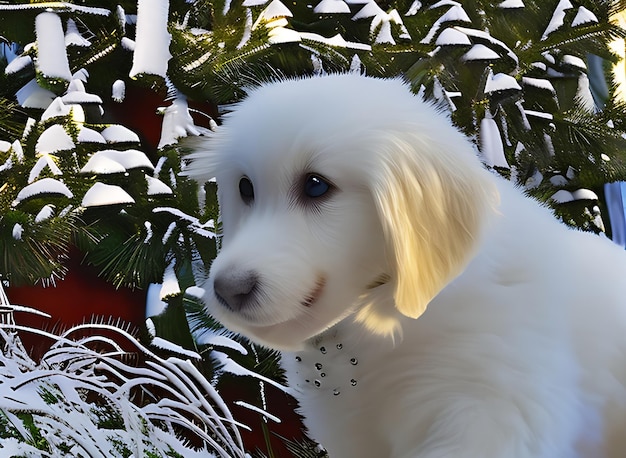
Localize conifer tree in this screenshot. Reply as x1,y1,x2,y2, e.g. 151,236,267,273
1,1,626,456
2,0,625,289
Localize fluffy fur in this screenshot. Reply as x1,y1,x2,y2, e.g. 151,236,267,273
186,74,626,457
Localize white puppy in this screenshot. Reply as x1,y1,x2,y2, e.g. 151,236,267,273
187,74,626,458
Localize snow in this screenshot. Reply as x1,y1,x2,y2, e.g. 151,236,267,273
572,6,598,27
212,351,288,392
484,71,521,93
420,5,471,44
429,0,461,9
36,125,75,154
455,27,518,63
11,140,23,162
121,36,135,51
352,1,384,20
237,8,253,49
432,76,458,111
146,283,168,317
35,204,55,223
182,49,214,71
551,189,574,203
373,10,411,43
77,126,106,143
572,188,598,200
479,114,509,168
4,55,32,74
153,207,216,238
562,54,586,70
550,189,596,203
83,149,153,171
73,68,89,82
0,140,10,152
41,98,72,121
541,0,573,40
12,224,23,240
234,401,282,423
28,154,62,183
566,166,576,179
14,178,73,204
65,18,91,47
349,54,363,72
268,27,301,44
524,110,553,120
195,332,249,356
162,221,177,244
576,73,596,112
129,0,172,79
15,79,56,109
35,12,72,81
550,175,568,186
22,118,36,139
314,0,350,14
158,95,201,148
101,125,141,143
522,77,556,93
160,261,181,299
498,0,524,8
257,0,293,22
80,154,127,174
544,132,555,156
437,4,471,22
406,0,422,16
435,27,471,46
81,182,135,207
300,32,371,50
150,337,201,359
62,87,103,105
146,175,173,195
0,157,11,173
525,169,543,189
0,314,246,457
0,3,110,14
374,21,394,44
461,44,500,61
112,79,125,102
61,79,103,104
185,285,206,299
542,51,556,64
243,0,268,5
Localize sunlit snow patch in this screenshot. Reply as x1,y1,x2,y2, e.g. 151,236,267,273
101,125,141,143
14,177,73,204
82,182,135,207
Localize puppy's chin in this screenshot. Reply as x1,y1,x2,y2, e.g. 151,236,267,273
204,296,355,351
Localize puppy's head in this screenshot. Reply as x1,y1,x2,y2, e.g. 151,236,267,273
186,74,498,350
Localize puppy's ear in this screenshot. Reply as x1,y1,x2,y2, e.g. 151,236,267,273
180,129,223,183
370,132,497,319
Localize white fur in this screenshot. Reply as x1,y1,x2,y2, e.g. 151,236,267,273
187,74,626,458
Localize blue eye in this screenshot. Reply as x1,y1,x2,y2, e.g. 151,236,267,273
304,174,330,198
239,176,254,204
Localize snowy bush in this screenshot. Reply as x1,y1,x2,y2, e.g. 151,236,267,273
0,293,248,458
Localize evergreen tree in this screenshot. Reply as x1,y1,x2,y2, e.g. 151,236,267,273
1,1,626,456
2,0,625,293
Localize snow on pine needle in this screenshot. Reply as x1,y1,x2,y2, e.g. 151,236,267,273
0,292,249,458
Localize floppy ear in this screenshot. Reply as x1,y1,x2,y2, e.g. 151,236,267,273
370,132,498,319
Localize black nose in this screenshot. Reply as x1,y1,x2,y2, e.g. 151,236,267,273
213,270,259,311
